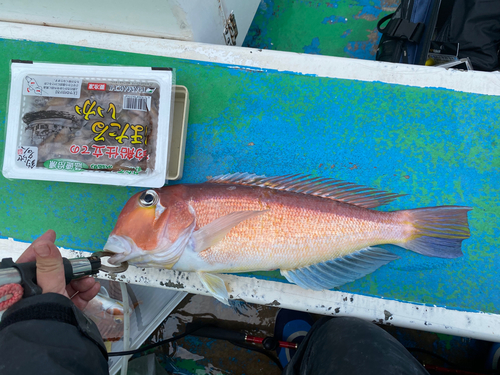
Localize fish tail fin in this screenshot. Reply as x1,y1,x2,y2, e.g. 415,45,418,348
401,206,472,258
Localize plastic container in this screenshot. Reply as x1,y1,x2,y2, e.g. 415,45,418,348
2,61,174,188
93,279,186,375
167,85,189,180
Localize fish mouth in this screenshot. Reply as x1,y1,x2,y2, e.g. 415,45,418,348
103,217,196,268
104,234,169,267
103,235,145,265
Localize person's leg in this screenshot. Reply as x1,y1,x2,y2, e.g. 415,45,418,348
283,317,429,375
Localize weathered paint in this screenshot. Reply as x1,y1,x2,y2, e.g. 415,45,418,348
1,22,499,96
1,237,500,342
0,32,498,321
242,0,398,59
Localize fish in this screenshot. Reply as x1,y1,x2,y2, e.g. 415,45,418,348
83,286,126,341
104,173,472,305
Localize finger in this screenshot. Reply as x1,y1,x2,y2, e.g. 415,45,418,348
69,277,98,293
17,230,57,263
72,282,101,311
34,239,68,296
75,282,101,302
66,283,77,298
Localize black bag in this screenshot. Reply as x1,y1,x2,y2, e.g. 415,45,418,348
435,0,500,71
376,0,441,65
377,0,500,71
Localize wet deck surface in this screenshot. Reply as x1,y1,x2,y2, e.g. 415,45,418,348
135,294,493,374
145,295,282,374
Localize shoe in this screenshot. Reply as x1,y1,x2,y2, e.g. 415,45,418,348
274,308,313,368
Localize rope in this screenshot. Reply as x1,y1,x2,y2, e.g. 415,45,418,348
0,284,24,311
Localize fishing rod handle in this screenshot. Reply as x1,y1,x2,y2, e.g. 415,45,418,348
0,256,101,297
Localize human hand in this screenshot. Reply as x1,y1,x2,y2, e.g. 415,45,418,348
16,230,101,310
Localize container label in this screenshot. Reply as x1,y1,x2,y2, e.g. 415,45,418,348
123,95,151,111
18,76,160,176
16,146,38,169
87,83,107,91
43,159,89,171
23,75,82,98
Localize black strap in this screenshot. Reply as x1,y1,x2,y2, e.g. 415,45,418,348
377,13,395,33
378,14,425,43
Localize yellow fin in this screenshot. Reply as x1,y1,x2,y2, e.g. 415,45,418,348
197,272,229,305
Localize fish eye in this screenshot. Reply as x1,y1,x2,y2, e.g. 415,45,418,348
139,189,159,207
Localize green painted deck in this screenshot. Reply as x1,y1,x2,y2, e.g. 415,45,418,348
0,36,498,317
243,0,398,59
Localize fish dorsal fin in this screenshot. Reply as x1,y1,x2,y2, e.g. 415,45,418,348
280,247,400,290
192,210,267,253
208,173,404,209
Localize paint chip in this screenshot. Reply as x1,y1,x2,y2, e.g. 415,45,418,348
384,310,393,321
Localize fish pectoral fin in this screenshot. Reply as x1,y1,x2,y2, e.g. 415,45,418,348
99,286,110,298
192,210,267,253
280,247,400,290
197,272,230,305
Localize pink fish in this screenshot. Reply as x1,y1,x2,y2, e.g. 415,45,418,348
104,173,471,304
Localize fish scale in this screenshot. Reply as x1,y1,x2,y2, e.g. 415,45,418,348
187,184,406,271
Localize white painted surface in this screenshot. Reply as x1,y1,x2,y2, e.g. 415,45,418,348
1,237,499,341
0,0,260,46
1,21,500,96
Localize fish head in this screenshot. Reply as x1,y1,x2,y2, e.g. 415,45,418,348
104,185,196,268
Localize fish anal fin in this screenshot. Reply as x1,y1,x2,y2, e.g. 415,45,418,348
208,173,404,208
198,272,229,305
192,210,267,253
280,247,400,290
